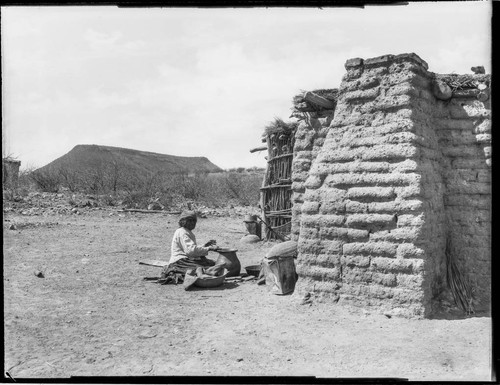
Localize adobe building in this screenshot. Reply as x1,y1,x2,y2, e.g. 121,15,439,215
259,53,491,317
2,158,21,189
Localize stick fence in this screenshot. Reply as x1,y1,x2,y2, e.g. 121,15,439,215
260,128,295,240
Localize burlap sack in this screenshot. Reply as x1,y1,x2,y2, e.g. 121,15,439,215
265,240,298,258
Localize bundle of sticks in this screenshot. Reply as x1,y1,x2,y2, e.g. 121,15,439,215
436,74,481,92
445,237,475,315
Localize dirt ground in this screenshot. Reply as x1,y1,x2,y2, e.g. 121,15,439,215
3,201,492,381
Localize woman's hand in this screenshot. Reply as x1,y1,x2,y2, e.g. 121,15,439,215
208,245,219,251
204,239,217,247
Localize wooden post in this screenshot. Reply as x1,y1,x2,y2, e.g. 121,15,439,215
261,135,273,239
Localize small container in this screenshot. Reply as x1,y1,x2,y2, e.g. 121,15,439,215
244,214,258,223
194,275,225,288
245,265,261,277
216,249,241,277
244,215,261,238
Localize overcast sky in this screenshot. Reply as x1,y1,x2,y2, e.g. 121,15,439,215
1,2,492,170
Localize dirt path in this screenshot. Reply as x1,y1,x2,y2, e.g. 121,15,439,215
3,208,492,380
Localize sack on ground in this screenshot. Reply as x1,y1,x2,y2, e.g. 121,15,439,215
261,255,297,295
266,241,298,258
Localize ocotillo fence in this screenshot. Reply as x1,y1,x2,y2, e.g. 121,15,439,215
259,118,297,240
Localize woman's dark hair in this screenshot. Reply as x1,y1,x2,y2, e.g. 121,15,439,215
179,217,196,228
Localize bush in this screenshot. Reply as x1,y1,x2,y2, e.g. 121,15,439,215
226,167,248,173
201,172,261,207
22,166,264,209
102,195,118,207
30,169,62,193
121,191,150,209
16,165,33,189
246,166,265,173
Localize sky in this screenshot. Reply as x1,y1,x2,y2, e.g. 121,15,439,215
1,2,492,170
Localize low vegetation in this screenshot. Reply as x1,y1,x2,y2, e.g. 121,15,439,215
3,145,265,210
7,165,264,210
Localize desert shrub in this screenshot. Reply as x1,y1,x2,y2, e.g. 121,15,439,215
121,191,150,209
226,167,247,173
224,172,262,205
57,167,82,192
2,189,15,201
30,169,62,193
2,165,36,200
177,174,206,201
101,194,118,207
22,166,264,209
118,170,173,209
79,168,109,195
196,174,230,207
17,165,37,193
56,163,125,195
246,166,265,173
153,191,177,209
104,162,122,194
119,171,262,208
120,173,159,208
125,171,262,208
197,172,261,207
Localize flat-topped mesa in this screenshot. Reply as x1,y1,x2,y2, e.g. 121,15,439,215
290,52,491,318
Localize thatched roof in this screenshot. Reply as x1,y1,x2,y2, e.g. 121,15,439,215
434,73,490,91
263,117,299,137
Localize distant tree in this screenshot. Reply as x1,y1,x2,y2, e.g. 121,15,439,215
104,161,122,194
58,166,80,192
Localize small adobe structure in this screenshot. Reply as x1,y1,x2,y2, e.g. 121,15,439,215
2,157,21,189
256,53,491,317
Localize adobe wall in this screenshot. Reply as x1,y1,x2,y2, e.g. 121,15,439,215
2,159,21,189
292,53,491,317
436,75,491,312
291,111,334,241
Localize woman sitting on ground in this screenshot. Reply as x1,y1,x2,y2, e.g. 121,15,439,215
160,210,221,284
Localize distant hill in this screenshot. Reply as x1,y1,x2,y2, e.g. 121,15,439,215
37,145,223,176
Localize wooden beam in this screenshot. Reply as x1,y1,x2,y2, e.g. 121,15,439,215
265,208,292,214
255,215,286,241
260,184,292,190
139,259,169,267
304,91,335,109
267,153,293,162
265,214,292,219
118,209,181,214
249,146,267,153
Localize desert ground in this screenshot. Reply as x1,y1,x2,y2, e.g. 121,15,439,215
3,192,492,380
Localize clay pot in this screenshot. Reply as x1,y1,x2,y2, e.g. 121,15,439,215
243,214,258,223
216,249,241,277
243,215,261,238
